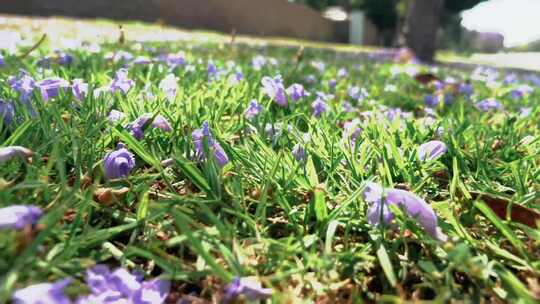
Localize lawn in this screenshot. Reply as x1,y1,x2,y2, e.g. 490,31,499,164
0,15,539,303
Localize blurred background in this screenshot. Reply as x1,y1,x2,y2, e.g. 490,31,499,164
1,0,539,65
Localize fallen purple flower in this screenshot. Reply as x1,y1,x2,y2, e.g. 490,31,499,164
71,79,88,101
12,279,71,304
261,76,287,107
418,140,447,161
223,277,272,303
0,205,43,230
192,121,229,167
0,146,32,163
109,68,135,95
363,182,447,241
103,146,136,180
245,99,263,120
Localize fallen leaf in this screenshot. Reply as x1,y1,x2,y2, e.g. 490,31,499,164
471,192,540,228
414,73,441,85
93,187,130,205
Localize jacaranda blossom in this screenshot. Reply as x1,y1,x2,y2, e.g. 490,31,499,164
342,119,362,147
192,122,229,167
0,205,42,230
12,278,71,304
252,55,266,71
245,99,263,120
328,79,337,90
337,67,348,78
0,146,32,163
0,54,4,67
286,83,308,102
475,98,502,112
312,98,329,118
223,277,272,303
71,79,88,101
158,73,179,101
0,100,15,125
103,146,136,180
418,140,447,161
424,94,440,108
109,68,135,95
458,83,473,97
363,182,447,241
261,76,287,107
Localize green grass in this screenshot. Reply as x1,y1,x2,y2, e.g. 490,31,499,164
0,20,539,303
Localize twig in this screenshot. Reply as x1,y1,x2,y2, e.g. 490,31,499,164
18,33,47,60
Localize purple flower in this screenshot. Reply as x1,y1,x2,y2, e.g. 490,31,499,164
458,83,473,97
56,51,73,65
133,56,151,65
525,74,540,87
503,73,518,85
71,79,88,101
223,277,272,303
292,143,306,162
311,98,329,118
519,107,532,118
348,86,369,101
328,79,337,90
337,67,348,78
0,146,32,163
363,182,447,241
286,83,308,102
111,50,134,63
192,122,229,167
342,101,353,113
245,99,263,120
103,147,136,180
110,68,135,95
108,110,125,123
311,60,326,72
383,107,411,121
342,119,362,147
79,265,170,304
475,98,503,112
36,77,70,102
8,71,36,101
158,74,178,101
159,51,185,67
12,279,71,304
261,76,287,107
0,205,42,230
0,54,4,67
305,74,316,84
126,114,172,139
252,55,266,70
418,140,447,161
433,81,444,91
424,94,440,108
0,100,15,125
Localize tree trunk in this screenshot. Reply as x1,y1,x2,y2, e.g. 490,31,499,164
405,0,444,62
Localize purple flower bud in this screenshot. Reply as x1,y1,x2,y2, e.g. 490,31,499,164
342,119,362,146
292,143,306,162
12,279,71,304
223,277,272,303
363,182,447,241
36,77,70,102
71,79,88,101
312,98,329,118
158,74,178,101
109,68,135,95
0,205,42,230
0,146,32,163
103,147,135,180
261,76,287,107
424,94,440,108
418,140,447,161
192,122,229,167
328,79,337,90
0,100,15,125
108,110,125,123
245,99,263,120
56,51,73,65
458,83,473,97
286,83,308,102
475,98,502,112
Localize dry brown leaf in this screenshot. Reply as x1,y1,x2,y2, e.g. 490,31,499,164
93,187,129,205
471,192,540,228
